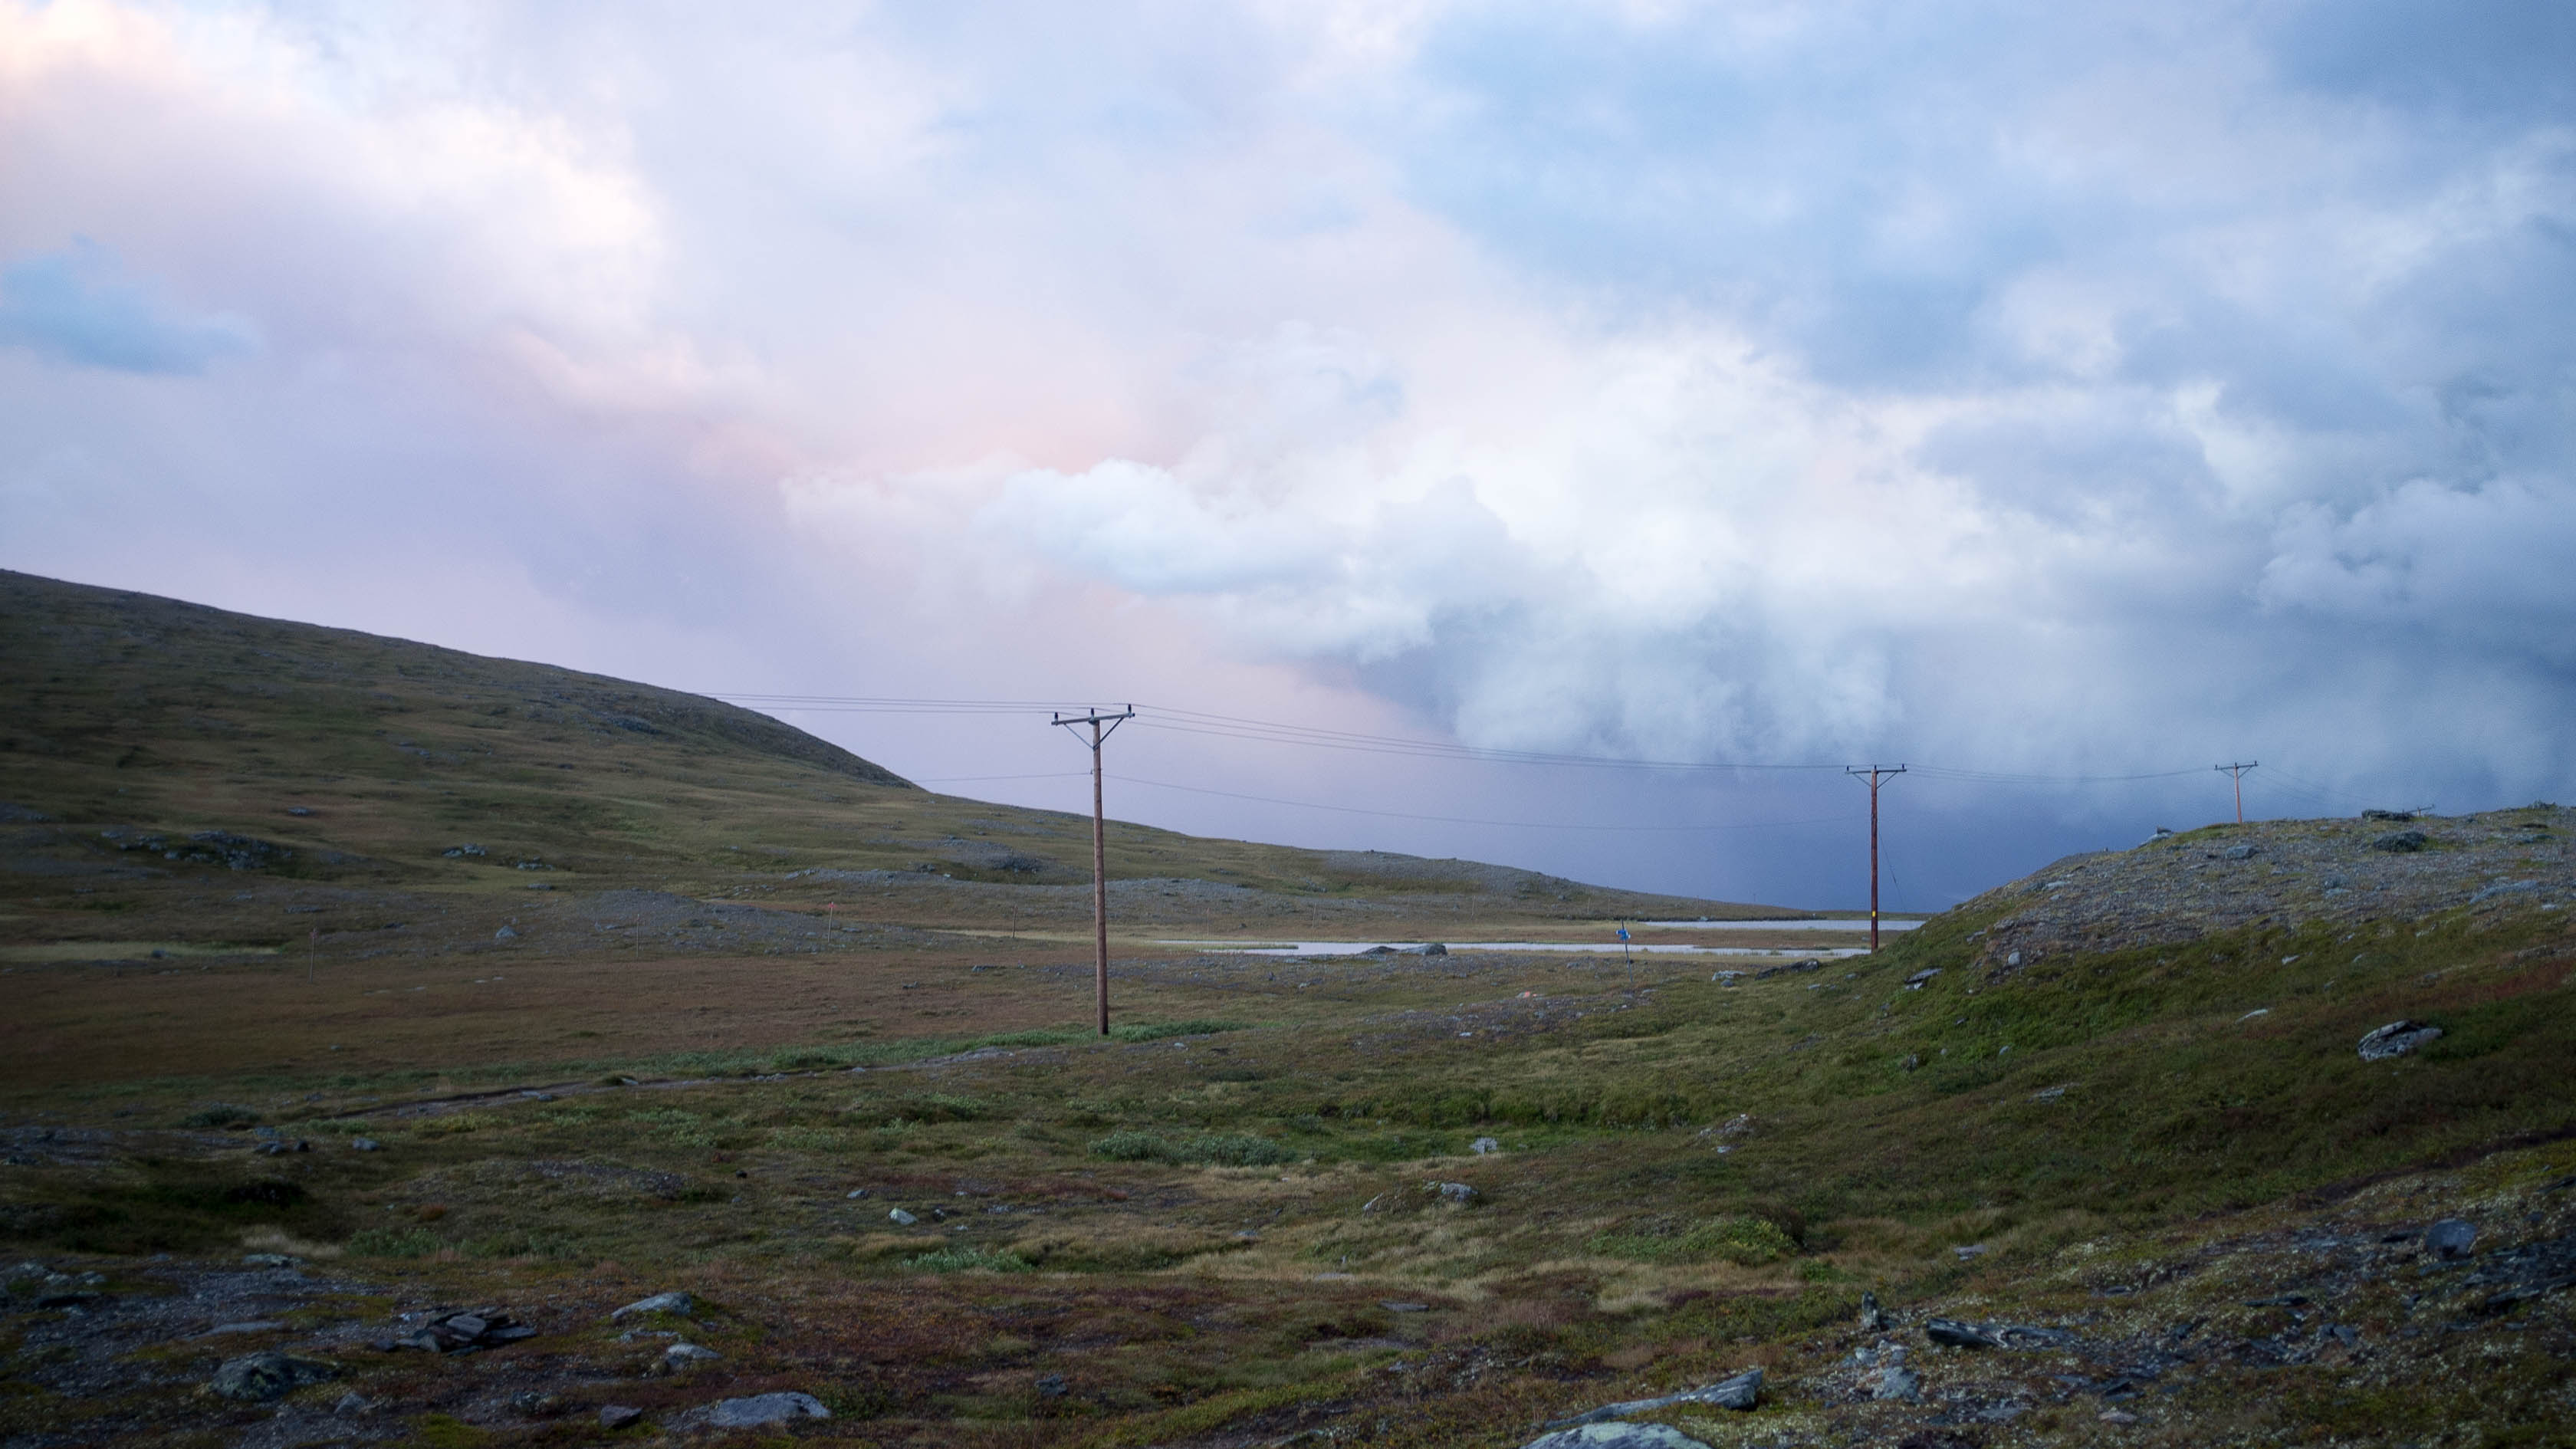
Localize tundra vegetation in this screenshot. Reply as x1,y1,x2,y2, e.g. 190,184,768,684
1,569,2571,1447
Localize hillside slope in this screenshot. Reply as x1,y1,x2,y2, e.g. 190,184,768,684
0,569,1783,946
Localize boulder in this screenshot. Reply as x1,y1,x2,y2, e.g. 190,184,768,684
697,1391,831,1428
1534,1368,1763,1434
388,1307,536,1352
599,1405,646,1429
1925,1317,2075,1350
1420,942,1448,956
888,1208,920,1226
2361,809,2415,822
1428,1181,1479,1204
1523,1425,1714,1449
2358,1020,2443,1061
1857,1292,1888,1332
663,1341,721,1366
1871,1365,1922,1401
2371,830,2428,853
207,1351,337,1402
610,1291,692,1320
2425,1218,2479,1260
1470,1136,1501,1155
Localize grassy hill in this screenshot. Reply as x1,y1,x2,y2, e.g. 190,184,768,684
0,567,1783,927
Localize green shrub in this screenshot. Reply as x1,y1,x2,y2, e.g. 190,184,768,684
1110,1019,1250,1043
903,1246,1030,1273
346,1227,440,1258
1090,1130,1171,1162
1591,1214,1799,1266
179,1104,260,1129
1088,1131,1292,1166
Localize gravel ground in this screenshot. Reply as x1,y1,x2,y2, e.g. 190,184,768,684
1957,806,2571,971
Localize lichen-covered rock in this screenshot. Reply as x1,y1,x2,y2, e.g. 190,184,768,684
207,1351,337,1402
695,1391,830,1427
1523,1424,1713,1449
2358,1020,2444,1061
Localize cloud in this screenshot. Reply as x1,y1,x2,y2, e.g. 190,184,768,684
1,0,2571,906
0,242,255,373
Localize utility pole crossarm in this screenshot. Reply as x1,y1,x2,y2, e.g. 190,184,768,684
1053,706,1136,1037
1845,764,1907,952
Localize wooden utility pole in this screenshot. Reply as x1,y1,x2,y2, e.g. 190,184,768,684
1053,706,1135,1036
2215,762,2256,825
1845,765,1907,951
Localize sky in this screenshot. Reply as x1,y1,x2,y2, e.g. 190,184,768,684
4,0,2572,910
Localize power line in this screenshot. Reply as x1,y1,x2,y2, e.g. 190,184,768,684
712,691,2226,785
1105,774,1863,833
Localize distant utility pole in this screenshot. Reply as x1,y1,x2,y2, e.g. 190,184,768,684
1845,765,1907,952
2215,762,2258,825
1053,705,1135,1037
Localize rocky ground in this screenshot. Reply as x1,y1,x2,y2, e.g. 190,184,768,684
1960,806,2571,974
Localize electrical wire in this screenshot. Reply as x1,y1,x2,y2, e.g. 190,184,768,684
713,691,2233,785
1104,774,1864,833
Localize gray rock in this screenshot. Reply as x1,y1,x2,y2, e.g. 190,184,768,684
1036,1373,1069,1398
1925,1317,2075,1350
205,1320,287,1336
350,1138,380,1152
663,1341,721,1365
698,1391,830,1427
599,1404,645,1429
493,925,518,941
610,1291,692,1320
1903,968,1940,988
2470,880,2539,904
207,1351,337,1402
2223,844,2258,860
888,1207,919,1226
2358,1020,2444,1061
2371,830,2428,853
2426,1218,2479,1260
1523,1425,1714,1449
1871,1365,1922,1401
1535,1368,1763,1434
1953,1244,1987,1261
1420,941,1448,956
1428,1181,1479,1204
1470,1136,1501,1155
390,1306,536,1352
1858,1292,1888,1332
331,1390,374,1416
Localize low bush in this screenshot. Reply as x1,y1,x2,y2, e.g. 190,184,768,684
904,1246,1030,1273
1089,1131,1293,1167
179,1103,259,1129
